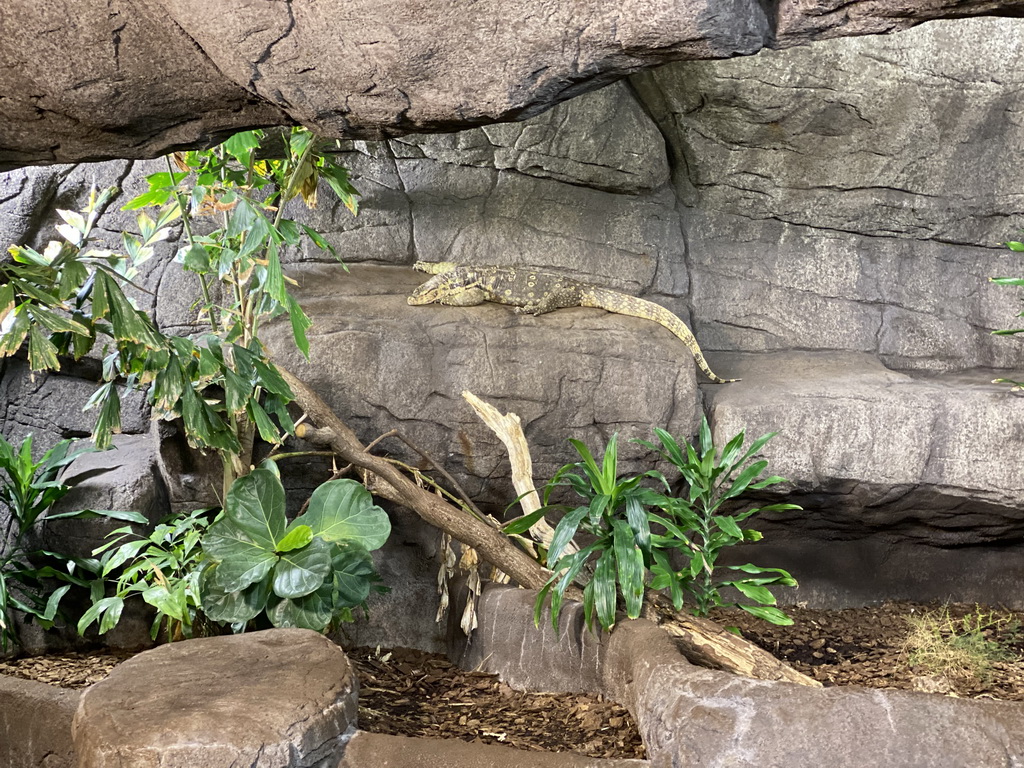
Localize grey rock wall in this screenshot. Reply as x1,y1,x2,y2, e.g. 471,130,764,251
632,18,1024,371
2,18,1024,626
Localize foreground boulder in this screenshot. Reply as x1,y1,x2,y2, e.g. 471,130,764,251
73,630,357,767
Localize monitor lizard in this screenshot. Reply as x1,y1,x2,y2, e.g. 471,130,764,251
407,261,738,383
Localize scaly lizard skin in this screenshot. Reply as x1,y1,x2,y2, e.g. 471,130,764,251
408,261,738,383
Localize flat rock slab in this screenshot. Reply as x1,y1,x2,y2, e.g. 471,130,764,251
73,629,357,768
337,732,648,768
705,351,1024,607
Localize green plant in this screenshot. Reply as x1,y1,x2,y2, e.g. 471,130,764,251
78,507,216,642
0,433,146,651
639,418,799,625
990,239,1024,389
900,605,1020,686
198,467,390,632
0,127,358,497
517,434,657,632
514,419,798,633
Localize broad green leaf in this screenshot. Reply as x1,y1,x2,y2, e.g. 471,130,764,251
223,130,262,166
739,604,793,626
533,582,553,628
612,520,644,619
650,427,685,468
272,536,331,599
204,471,287,591
568,438,605,494
299,224,338,257
267,583,333,630
547,505,589,564
86,382,121,449
202,522,278,592
721,460,769,502
0,284,14,325
624,495,650,553
141,583,187,621
276,524,313,553
501,507,549,535
294,479,390,550
246,399,282,445
0,306,30,357
332,544,376,606
286,295,312,359
177,243,211,272
200,565,270,624
698,416,713,456
713,515,743,541
30,305,90,336
593,549,617,631
27,323,60,371
122,189,172,211
38,584,71,622
221,468,286,543
226,197,257,239
57,260,88,302
729,581,777,606
601,433,619,493
77,596,124,635
1006,241,1024,252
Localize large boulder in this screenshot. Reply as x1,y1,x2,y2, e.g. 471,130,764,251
3,0,1024,168
73,629,358,768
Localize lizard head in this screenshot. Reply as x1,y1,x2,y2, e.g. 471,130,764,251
408,271,452,305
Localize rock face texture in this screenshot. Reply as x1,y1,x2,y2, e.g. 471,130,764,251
2,0,1024,168
3,17,1024,630
73,629,358,768
0,675,80,768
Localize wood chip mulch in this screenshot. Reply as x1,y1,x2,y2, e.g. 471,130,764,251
0,650,131,689
347,646,646,759
709,601,1024,700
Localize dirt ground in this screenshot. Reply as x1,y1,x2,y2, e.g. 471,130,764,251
2,601,1022,759
709,601,1024,700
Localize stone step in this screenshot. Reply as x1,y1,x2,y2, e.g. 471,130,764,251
337,732,649,768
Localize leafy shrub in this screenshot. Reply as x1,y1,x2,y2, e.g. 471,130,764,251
199,468,391,632
0,434,145,651
0,128,358,497
78,508,215,641
639,419,799,625
516,418,798,632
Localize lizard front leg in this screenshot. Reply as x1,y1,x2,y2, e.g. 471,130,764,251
440,287,488,306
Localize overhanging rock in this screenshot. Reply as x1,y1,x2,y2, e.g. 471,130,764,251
3,0,1024,169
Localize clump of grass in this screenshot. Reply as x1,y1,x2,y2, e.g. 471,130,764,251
900,605,1020,688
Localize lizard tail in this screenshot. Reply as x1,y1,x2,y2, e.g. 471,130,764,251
581,287,739,384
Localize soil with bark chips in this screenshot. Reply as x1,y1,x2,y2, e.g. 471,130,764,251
3,601,1023,759
709,601,1024,700
347,646,646,758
